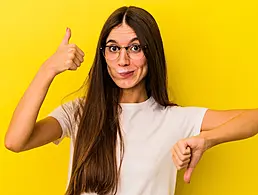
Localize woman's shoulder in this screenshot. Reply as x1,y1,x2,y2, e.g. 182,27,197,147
49,97,85,122
62,97,85,110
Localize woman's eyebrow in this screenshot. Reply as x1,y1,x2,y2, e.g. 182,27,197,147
106,39,117,44
129,37,139,43
106,37,139,44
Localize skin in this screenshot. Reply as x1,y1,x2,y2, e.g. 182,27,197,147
4,25,257,188
105,22,148,103
172,110,258,183
105,23,258,185
4,28,84,152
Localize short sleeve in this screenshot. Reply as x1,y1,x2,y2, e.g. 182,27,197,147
48,99,80,145
168,106,208,139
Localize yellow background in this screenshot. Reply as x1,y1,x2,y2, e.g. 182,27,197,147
0,0,257,194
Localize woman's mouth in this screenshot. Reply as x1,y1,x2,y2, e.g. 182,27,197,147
118,71,134,78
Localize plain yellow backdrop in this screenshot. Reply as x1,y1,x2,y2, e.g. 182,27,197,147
0,0,257,194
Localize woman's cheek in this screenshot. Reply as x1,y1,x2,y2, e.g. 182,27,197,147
107,65,116,78
133,57,147,67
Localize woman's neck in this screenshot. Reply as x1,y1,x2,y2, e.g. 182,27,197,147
119,82,148,103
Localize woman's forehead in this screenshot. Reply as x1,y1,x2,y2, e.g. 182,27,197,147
106,23,139,45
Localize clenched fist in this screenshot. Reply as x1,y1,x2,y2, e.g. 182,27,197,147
43,28,85,76
171,136,208,184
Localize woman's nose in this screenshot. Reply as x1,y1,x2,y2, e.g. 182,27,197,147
117,48,130,66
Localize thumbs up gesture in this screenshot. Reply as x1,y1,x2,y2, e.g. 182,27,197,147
171,136,208,183
43,28,85,76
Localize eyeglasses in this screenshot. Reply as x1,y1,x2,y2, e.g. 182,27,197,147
100,44,147,61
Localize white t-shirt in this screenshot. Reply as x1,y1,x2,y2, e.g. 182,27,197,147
49,97,207,195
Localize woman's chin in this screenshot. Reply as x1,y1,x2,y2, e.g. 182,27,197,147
115,81,137,89
116,83,136,89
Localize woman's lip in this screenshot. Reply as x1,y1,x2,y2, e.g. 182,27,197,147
118,71,134,78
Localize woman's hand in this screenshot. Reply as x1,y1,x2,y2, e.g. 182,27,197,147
42,28,85,76
171,136,208,183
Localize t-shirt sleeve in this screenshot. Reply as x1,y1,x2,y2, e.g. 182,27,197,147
48,99,80,145
170,106,208,138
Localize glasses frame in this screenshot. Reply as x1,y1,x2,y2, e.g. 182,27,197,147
100,44,147,61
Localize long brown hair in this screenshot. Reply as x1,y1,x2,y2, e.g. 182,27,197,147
65,6,175,195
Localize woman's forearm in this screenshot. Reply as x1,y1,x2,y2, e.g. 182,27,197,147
200,109,258,150
5,65,55,152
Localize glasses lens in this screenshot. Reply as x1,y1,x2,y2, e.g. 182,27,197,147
103,45,145,60
128,52,144,60
128,45,144,60
104,46,119,60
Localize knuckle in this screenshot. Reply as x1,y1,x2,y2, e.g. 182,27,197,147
177,166,183,170
68,53,75,59
76,60,81,66
68,47,76,53
66,59,73,65
175,165,180,170
178,161,184,166
178,140,184,145
69,43,76,48
177,154,183,161
69,65,77,71
182,156,189,161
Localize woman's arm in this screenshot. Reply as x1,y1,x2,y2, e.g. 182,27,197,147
5,28,84,152
5,66,58,152
201,109,258,148
171,108,258,183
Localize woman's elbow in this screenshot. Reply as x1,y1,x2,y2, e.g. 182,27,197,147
4,137,23,153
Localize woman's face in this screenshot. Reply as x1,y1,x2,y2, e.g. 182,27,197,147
104,23,148,89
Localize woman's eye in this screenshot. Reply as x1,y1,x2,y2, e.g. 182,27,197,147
130,44,141,52
109,46,119,52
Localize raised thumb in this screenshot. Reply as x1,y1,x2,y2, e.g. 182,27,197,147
61,27,71,45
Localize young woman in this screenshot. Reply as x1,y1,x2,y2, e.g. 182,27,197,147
5,6,257,195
